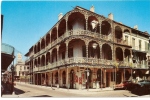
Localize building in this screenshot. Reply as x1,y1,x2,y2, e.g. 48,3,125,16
25,6,150,89
14,53,30,82
1,14,16,94
1,15,15,72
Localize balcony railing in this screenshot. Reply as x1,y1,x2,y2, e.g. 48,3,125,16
39,66,46,71
32,58,149,72
132,46,149,52
34,57,116,72
114,38,129,46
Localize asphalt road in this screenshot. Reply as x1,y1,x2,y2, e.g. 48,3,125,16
9,82,141,97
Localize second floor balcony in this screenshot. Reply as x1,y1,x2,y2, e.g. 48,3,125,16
31,57,147,72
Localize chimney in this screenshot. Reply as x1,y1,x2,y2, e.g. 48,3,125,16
90,5,95,12
58,13,63,20
134,25,138,30
108,13,113,20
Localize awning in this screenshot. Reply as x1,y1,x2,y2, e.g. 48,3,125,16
146,70,149,74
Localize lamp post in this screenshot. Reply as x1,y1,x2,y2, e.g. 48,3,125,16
92,42,98,88
129,62,133,81
87,70,89,91
11,65,14,94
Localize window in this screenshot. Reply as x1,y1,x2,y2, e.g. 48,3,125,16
132,38,135,49
20,66,22,70
62,51,65,59
88,47,94,58
111,72,115,81
125,36,128,42
145,42,148,51
22,72,24,76
139,40,141,50
82,46,86,57
148,56,150,61
68,48,73,58
19,71,20,76
24,66,26,70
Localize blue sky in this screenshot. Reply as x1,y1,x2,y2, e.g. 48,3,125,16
1,0,150,59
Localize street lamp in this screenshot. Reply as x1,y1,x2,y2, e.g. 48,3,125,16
92,43,98,50
92,42,98,63
10,65,14,94
87,70,89,91
92,42,98,88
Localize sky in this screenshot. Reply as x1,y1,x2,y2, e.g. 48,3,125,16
1,0,150,60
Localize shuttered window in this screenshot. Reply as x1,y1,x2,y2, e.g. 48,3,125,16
145,42,148,51
82,46,86,57
132,38,135,49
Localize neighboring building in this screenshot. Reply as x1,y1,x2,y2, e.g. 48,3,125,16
1,15,15,72
25,6,150,89
1,14,16,95
14,53,29,81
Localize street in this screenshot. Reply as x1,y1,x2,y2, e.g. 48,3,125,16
2,82,146,97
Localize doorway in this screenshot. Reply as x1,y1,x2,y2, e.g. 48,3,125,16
70,69,74,89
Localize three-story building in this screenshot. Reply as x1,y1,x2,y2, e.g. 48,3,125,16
25,6,150,89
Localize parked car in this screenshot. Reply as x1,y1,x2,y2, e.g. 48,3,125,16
114,80,136,90
136,80,150,88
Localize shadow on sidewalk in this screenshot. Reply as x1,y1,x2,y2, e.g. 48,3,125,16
14,87,25,95
32,95,52,97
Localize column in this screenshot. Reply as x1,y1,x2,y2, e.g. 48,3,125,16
45,54,46,69
56,24,58,42
104,69,106,87
33,73,35,85
122,48,125,62
99,20,102,34
86,43,88,59
121,71,124,82
124,68,125,81
101,68,102,89
44,37,46,49
50,51,52,66
57,45,59,62
30,62,32,84
32,60,34,84
50,32,51,47
41,73,42,85
37,73,39,85
100,44,102,59
66,16,68,32
45,72,46,86
65,42,68,59
40,40,41,52
85,15,88,30
51,72,53,86
66,67,69,88
58,69,60,88
112,45,115,61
